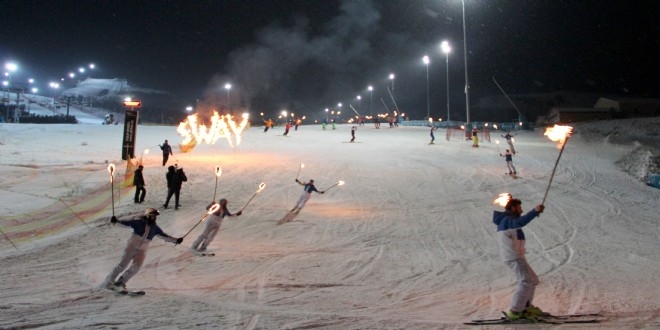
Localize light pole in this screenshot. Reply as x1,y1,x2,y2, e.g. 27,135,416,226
356,95,361,113
423,55,430,119
441,41,451,122
325,108,329,122
461,0,471,124
389,73,395,91
368,85,373,117
224,83,232,109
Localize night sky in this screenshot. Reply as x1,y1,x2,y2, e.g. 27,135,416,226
1,0,658,120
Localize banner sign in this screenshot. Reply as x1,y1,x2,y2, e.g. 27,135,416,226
122,109,138,160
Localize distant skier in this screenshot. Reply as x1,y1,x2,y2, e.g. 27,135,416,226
502,132,517,154
133,165,146,203
492,197,545,320
264,119,274,133
472,130,479,148
283,121,291,136
191,199,242,252
500,149,517,175
429,126,438,144
350,125,357,142
290,179,324,214
159,140,173,166
104,208,183,291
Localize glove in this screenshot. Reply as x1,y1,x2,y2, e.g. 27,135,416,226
236,211,242,216
111,216,118,224
320,191,325,194
536,205,545,213
295,179,300,183
175,237,183,245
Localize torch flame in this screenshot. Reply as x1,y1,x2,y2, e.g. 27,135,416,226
207,203,221,215
215,166,222,177
256,182,266,193
495,140,500,145
107,163,115,175
300,163,305,169
493,193,511,207
494,124,498,129
144,148,150,154
337,180,345,186
544,125,573,148
176,111,250,152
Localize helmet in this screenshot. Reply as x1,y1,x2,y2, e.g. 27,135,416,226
218,198,228,206
145,208,160,217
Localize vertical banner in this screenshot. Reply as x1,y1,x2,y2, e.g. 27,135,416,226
122,109,138,160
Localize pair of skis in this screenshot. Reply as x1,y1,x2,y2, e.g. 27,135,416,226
464,312,602,325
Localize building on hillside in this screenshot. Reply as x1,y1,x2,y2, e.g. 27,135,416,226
544,107,611,124
593,97,660,118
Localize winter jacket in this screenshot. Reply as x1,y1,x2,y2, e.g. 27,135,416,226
492,209,540,262
171,169,187,189
166,166,176,189
133,168,145,187
117,215,178,243
161,143,173,155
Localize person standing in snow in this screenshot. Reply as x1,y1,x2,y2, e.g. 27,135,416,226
502,132,517,154
430,126,438,144
350,125,357,142
191,199,242,252
159,139,173,166
164,167,187,210
500,149,517,175
290,179,324,213
493,197,545,320
472,130,479,147
104,208,183,291
133,165,146,203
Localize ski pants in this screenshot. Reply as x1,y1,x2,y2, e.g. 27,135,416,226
105,235,150,285
505,258,539,312
506,160,517,173
134,185,146,202
165,188,181,208
192,215,223,250
507,141,516,154
294,192,312,210
162,154,169,166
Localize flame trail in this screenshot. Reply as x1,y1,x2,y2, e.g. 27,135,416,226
493,193,511,207
177,111,249,152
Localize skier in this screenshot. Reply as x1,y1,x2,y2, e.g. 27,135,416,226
350,125,357,142
159,139,173,166
290,179,324,214
104,208,183,291
429,126,438,144
472,130,479,148
294,118,302,131
502,132,517,154
500,149,517,175
191,199,242,252
492,197,545,320
263,119,274,133
283,121,291,136
164,167,187,210
133,165,146,203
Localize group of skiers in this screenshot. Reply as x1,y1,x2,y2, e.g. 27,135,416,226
114,130,547,321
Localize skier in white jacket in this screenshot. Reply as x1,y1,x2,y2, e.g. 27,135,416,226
191,199,242,252
492,197,545,320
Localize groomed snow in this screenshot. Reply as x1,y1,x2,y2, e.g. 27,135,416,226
0,118,658,329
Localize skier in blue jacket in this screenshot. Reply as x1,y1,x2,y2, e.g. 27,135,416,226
290,179,324,213
493,197,545,320
104,208,183,291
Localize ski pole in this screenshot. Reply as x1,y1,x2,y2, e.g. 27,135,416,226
0,225,19,251
239,182,266,212
321,180,345,193
108,164,117,223
182,203,220,238
295,163,305,181
59,199,90,229
213,165,222,202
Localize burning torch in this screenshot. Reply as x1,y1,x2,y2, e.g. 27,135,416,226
183,203,221,238
213,165,222,202
239,182,267,213
542,125,573,204
295,163,305,181
495,140,501,154
107,163,117,223
321,180,345,193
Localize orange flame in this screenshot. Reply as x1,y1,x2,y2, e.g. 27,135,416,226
544,125,573,148
493,193,511,207
177,111,249,152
